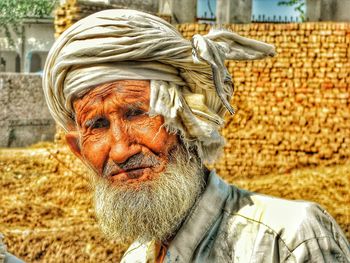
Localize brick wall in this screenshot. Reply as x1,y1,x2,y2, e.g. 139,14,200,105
177,23,350,177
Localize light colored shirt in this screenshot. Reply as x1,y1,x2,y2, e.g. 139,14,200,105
122,171,350,262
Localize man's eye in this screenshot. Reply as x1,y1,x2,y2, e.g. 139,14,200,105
125,108,146,119
90,118,110,129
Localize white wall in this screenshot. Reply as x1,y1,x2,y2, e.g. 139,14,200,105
23,21,55,72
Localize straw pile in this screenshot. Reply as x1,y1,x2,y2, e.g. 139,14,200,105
0,144,349,262
177,22,350,178
0,145,129,262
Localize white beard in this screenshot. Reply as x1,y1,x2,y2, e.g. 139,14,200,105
93,145,204,242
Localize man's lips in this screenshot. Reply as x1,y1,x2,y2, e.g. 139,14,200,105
110,166,152,180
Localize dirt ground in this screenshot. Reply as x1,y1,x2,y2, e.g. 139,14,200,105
0,143,349,262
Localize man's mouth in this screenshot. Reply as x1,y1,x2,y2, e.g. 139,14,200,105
112,167,152,180
109,166,152,182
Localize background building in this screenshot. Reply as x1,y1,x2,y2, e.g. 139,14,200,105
0,18,55,73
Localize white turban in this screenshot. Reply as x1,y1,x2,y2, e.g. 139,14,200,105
43,9,275,162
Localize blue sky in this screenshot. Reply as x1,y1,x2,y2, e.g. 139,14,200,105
252,0,305,20
197,0,216,19
197,0,306,21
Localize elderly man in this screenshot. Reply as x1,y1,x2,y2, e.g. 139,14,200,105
43,9,349,262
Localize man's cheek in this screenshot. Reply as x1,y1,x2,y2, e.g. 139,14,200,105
82,139,109,174
139,128,176,153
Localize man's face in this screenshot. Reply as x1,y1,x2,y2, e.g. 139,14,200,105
66,80,204,242
69,80,178,187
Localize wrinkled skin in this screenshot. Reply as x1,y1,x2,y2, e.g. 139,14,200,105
65,80,178,187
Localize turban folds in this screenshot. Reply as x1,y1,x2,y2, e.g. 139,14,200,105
43,9,275,162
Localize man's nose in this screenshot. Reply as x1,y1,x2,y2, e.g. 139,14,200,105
109,122,140,164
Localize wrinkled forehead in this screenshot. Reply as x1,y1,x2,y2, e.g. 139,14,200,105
73,80,151,114
83,80,150,99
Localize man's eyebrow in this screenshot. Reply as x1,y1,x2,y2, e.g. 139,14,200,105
125,101,147,111
84,115,105,128
124,101,148,112
74,97,102,126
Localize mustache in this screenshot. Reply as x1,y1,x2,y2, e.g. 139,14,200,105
102,152,161,178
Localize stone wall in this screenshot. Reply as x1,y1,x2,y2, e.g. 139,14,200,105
0,73,55,147
178,22,350,178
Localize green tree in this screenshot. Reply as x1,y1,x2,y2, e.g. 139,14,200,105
0,0,57,47
278,0,306,22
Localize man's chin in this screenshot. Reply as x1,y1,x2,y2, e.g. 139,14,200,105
92,146,205,242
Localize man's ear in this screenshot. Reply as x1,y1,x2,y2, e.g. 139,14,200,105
65,131,83,160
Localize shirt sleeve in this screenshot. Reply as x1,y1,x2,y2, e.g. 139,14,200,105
285,236,350,262
283,204,350,263
4,252,25,263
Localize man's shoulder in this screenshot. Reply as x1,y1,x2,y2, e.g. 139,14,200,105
224,185,340,250
205,177,350,262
